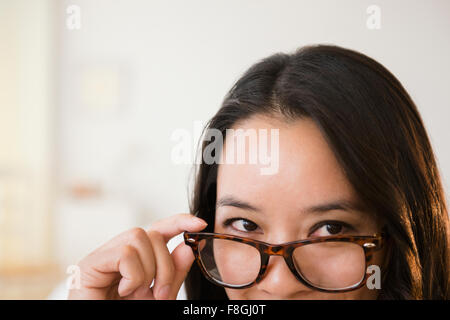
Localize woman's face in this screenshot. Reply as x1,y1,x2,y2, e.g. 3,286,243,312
214,115,384,299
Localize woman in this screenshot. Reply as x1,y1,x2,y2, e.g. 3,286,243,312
69,44,449,300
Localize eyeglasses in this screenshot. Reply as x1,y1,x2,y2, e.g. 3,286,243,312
184,231,384,292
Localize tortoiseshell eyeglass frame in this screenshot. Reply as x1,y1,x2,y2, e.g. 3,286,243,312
184,231,384,293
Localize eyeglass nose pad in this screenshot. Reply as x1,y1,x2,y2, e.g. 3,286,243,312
266,245,285,256
256,253,301,290
257,245,289,281
256,245,300,284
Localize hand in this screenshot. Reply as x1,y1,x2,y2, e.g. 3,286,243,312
68,213,207,300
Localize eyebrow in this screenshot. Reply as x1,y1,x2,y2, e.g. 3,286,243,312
216,195,261,212
215,195,365,215
301,199,366,215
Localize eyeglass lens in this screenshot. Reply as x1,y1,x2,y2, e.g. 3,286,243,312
197,238,366,290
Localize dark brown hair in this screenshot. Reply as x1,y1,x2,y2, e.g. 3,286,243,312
185,44,450,299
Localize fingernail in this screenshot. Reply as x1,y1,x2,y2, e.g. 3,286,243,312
157,284,171,300
118,279,134,297
194,217,207,226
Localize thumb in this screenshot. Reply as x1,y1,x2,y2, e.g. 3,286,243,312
167,241,197,299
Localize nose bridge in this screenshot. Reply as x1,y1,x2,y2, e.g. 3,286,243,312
266,244,285,256
256,243,305,297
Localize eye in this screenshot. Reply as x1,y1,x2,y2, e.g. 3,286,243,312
223,218,261,233
310,221,352,237
325,223,342,234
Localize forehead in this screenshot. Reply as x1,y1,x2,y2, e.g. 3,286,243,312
216,115,358,211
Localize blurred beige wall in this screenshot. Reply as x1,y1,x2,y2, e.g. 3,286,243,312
0,0,58,298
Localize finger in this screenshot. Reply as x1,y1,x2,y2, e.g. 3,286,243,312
117,245,146,297
125,228,156,289
77,245,130,289
148,230,176,300
125,282,155,300
97,214,206,253
147,213,207,243
166,241,197,299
